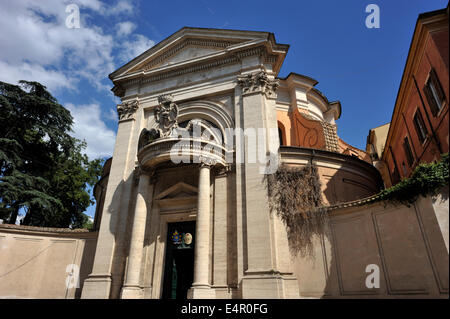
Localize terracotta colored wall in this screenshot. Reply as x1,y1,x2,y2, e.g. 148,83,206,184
386,27,449,186
277,110,292,146
277,110,371,163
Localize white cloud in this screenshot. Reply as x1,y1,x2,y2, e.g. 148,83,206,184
0,0,147,94
105,0,135,15
0,61,76,92
0,1,113,92
107,107,119,122
116,21,136,37
66,103,116,159
119,34,155,63
0,0,153,159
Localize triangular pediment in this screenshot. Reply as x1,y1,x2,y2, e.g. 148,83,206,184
110,27,289,80
155,182,198,200
127,37,243,74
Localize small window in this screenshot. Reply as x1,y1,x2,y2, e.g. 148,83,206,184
413,110,428,144
403,137,414,167
424,68,446,116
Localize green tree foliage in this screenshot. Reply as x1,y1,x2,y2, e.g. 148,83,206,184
0,80,103,228
377,153,449,205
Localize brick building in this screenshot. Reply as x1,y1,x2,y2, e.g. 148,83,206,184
373,6,449,187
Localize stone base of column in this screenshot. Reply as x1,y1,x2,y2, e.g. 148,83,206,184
120,285,143,299
81,274,112,299
187,286,216,299
241,271,300,299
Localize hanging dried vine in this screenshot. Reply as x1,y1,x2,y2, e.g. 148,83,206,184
265,163,328,257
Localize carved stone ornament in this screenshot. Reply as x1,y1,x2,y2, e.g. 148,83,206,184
112,84,125,98
237,71,279,98
154,94,179,137
214,164,232,176
117,99,139,121
198,155,217,167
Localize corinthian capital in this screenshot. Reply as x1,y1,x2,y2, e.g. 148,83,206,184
117,99,139,121
237,71,279,98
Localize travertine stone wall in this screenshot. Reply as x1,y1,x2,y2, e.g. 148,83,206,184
290,191,449,298
0,225,97,299
0,189,447,299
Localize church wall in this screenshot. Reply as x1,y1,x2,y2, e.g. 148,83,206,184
280,147,383,205
290,191,449,298
1,190,446,299
82,27,447,299
0,225,97,299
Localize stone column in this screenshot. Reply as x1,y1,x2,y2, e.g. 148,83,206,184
81,100,139,299
237,70,299,298
120,169,153,299
188,162,215,299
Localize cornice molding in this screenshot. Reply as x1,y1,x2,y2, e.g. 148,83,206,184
140,55,240,85
134,38,238,72
109,27,289,79
112,38,287,94
115,45,275,93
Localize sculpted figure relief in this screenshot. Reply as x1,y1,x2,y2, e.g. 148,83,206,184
138,94,180,150
155,94,179,137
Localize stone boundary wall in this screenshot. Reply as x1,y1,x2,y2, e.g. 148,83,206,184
0,225,98,299
291,190,449,298
0,189,447,299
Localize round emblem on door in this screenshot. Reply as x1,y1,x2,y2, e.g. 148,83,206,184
183,233,192,245
172,230,181,244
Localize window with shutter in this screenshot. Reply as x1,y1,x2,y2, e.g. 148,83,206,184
413,110,427,144
423,68,446,116
403,137,414,166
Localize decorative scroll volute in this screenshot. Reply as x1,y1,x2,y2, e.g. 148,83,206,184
290,108,326,150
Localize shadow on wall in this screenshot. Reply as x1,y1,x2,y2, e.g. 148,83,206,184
321,160,382,206
75,235,98,299
82,171,138,299
108,174,138,299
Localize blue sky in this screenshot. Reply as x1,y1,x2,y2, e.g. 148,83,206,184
0,0,447,218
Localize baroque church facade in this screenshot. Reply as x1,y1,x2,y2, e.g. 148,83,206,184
82,27,384,299
1,27,446,300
